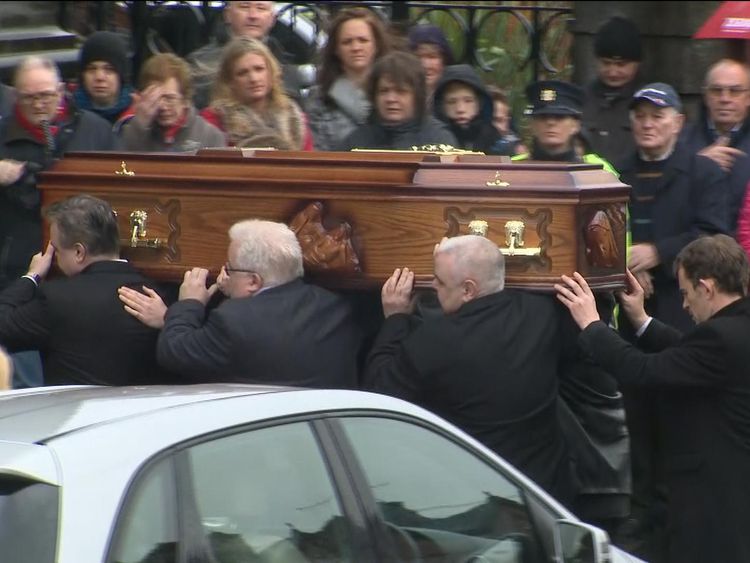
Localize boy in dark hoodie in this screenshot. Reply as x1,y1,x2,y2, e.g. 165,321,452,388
433,64,501,154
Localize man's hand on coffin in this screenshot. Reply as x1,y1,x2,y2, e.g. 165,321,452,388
628,243,660,272
0,159,26,186
381,267,416,318
131,83,164,128
118,286,167,329
616,269,649,329
179,268,219,305
554,272,601,330
26,242,54,280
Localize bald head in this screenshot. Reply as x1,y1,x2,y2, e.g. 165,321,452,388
704,58,750,133
432,236,505,313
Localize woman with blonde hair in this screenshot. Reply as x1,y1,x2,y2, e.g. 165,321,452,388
200,37,313,150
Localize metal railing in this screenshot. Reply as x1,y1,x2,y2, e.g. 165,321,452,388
61,1,573,86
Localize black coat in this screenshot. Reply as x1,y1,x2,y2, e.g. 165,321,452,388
578,297,750,563
0,261,164,386
339,116,457,151
0,105,118,289
617,144,729,330
363,290,575,505
681,110,750,233
157,278,361,388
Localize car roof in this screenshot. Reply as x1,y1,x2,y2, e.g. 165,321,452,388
0,384,313,444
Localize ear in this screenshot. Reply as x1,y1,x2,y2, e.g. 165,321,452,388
698,278,717,298
462,279,480,302
571,119,581,135
73,242,87,264
246,272,264,296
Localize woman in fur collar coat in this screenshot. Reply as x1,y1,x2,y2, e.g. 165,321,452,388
201,37,313,150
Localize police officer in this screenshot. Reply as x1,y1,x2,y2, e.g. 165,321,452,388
513,79,617,175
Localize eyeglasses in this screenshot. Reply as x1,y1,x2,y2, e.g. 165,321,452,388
224,262,256,276
704,85,750,98
18,91,59,105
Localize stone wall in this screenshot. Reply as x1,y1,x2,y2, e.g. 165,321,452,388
572,1,728,121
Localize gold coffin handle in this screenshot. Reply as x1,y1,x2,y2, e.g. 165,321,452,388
468,219,541,257
125,210,164,249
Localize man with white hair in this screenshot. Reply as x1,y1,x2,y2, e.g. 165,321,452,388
119,219,360,388
364,235,574,505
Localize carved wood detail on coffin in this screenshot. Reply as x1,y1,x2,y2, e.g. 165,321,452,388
288,201,362,274
443,207,552,272
111,197,181,263
582,204,627,271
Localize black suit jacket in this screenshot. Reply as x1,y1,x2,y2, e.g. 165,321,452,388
157,278,361,388
363,290,574,505
0,261,163,386
579,298,750,563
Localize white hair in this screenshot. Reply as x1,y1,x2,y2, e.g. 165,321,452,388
13,56,61,88
436,235,505,294
228,219,303,286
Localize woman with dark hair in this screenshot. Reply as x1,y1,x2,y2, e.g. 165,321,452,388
340,51,456,150
305,7,391,150
200,37,313,150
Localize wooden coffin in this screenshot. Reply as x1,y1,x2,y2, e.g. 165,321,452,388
38,149,630,291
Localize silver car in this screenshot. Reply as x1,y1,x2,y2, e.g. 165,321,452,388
0,385,643,563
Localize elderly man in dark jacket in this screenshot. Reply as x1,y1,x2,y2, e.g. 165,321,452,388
0,56,117,290
364,235,575,506
682,58,750,233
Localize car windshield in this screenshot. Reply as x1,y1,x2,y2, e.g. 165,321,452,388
0,476,58,563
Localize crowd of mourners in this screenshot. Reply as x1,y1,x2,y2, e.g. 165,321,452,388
1,3,750,563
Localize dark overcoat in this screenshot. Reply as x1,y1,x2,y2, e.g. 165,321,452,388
157,278,361,389
363,290,575,505
0,261,164,386
0,105,117,288
578,297,750,563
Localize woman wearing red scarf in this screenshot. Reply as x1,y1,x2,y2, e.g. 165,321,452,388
120,53,226,152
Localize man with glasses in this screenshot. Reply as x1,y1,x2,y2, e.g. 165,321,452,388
121,53,225,152
0,56,117,387
683,58,750,233
118,219,361,388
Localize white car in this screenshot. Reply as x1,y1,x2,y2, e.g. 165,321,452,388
0,385,643,563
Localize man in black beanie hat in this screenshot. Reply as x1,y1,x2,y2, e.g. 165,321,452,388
581,15,645,164
73,31,135,129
